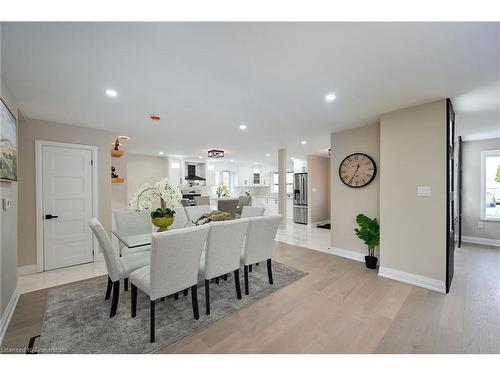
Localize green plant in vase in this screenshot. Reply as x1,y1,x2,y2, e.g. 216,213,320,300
354,213,380,269
130,177,182,232
216,184,230,198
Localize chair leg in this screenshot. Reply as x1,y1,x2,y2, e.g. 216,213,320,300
110,280,120,317
105,277,112,300
234,269,242,299
249,265,253,272
174,292,179,300
191,285,199,320
150,300,155,343
244,265,249,295
267,258,273,285
183,288,188,296
131,284,137,318
124,278,129,292
223,274,228,281
205,280,210,315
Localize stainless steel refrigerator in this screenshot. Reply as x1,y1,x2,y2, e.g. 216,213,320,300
293,173,308,224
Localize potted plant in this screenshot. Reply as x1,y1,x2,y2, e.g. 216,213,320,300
130,177,182,232
354,214,380,269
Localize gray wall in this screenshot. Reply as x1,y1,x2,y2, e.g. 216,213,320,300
307,155,330,224
0,78,19,319
330,123,380,255
379,100,447,282
18,118,113,267
462,137,500,241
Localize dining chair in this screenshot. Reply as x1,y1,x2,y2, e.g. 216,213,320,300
217,199,239,218
241,206,265,218
199,218,249,315
241,215,282,295
168,205,188,230
88,218,150,317
113,209,152,256
185,205,210,226
194,196,210,206
236,195,251,215
129,225,210,343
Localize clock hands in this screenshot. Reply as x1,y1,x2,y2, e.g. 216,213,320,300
348,164,360,185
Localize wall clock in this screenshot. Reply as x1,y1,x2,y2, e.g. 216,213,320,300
339,153,377,188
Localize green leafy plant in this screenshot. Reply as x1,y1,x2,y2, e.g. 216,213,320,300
496,163,500,183
150,208,176,219
354,214,380,257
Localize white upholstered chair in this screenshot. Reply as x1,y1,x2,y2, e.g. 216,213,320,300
168,205,188,230
199,219,249,315
241,215,282,295
129,225,210,343
113,209,152,256
241,206,265,218
185,205,210,226
89,218,150,317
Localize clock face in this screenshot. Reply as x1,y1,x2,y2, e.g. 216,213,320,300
339,153,377,188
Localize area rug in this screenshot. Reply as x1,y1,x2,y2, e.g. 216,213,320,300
39,261,306,353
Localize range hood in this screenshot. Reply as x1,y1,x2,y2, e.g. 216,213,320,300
185,164,206,181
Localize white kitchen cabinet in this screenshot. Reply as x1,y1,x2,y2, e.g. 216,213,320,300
287,198,293,220
238,166,251,186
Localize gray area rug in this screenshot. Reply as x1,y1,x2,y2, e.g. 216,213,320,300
39,261,306,353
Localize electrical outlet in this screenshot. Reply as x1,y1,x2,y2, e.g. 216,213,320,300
477,221,484,229
417,186,432,197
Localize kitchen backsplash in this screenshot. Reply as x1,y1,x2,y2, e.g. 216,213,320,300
238,186,275,197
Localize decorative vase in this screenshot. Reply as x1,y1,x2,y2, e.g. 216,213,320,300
151,216,175,232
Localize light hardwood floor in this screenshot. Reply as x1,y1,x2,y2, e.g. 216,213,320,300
2,241,500,353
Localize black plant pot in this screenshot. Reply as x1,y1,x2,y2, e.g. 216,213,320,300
365,256,378,269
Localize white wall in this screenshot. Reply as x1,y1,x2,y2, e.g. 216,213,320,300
462,137,500,241
330,123,380,256
379,100,447,284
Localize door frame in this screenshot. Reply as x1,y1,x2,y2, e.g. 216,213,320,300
35,140,98,272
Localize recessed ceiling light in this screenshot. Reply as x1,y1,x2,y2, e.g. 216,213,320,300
239,124,247,130
266,153,270,157
254,162,259,165
105,89,118,97
301,140,307,145
325,93,336,102
290,157,295,160
199,156,203,159
158,151,164,155
230,159,234,162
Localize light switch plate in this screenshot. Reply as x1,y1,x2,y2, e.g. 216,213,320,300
2,198,11,210
417,186,432,197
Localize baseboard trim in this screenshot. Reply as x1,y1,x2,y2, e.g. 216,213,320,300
462,236,500,248
18,264,38,276
378,266,446,294
329,247,365,262
0,287,20,345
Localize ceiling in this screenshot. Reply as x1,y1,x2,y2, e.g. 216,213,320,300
2,22,499,165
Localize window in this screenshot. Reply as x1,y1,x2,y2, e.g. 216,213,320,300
272,172,294,194
481,150,500,221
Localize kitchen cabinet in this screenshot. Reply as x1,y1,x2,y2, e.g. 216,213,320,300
251,196,278,216
238,166,251,186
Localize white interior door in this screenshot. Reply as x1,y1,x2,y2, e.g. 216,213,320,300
42,144,94,270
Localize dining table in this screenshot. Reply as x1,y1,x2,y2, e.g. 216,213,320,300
112,210,232,251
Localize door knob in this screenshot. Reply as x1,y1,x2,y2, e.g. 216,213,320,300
45,214,59,219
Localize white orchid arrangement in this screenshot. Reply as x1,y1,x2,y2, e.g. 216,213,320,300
130,177,182,217
216,184,230,198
